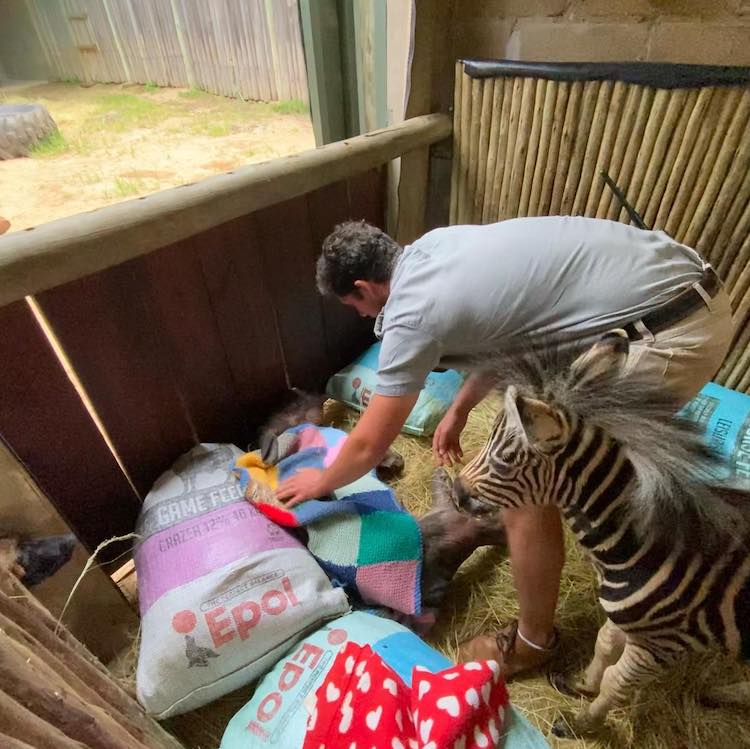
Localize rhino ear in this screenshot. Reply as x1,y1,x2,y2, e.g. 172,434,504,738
260,431,279,465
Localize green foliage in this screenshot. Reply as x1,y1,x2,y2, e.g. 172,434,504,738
143,81,159,93
190,120,233,137
205,122,232,137
111,177,145,198
178,87,207,99
29,131,69,157
92,93,159,131
272,98,309,115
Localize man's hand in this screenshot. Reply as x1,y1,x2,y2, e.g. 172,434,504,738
274,391,419,506
433,407,467,466
275,468,327,508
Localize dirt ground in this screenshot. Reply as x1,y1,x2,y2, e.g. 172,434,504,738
0,81,315,232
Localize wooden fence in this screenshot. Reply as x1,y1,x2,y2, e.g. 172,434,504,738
8,0,308,102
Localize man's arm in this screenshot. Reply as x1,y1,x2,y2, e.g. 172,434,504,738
275,391,419,506
433,370,495,465
450,370,496,417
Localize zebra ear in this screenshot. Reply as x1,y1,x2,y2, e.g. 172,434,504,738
504,385,563,446
570,329,629,387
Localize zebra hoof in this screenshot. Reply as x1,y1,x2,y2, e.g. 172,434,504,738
549,671,578,696
549,671,596,699
551,714,579,739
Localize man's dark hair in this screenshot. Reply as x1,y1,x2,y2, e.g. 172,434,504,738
316,220,401,297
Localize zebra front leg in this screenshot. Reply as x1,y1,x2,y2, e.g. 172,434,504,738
577,619,626,695
552,639,669,738
550,618,625,698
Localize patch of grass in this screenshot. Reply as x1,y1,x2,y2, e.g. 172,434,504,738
91,93,159,131
111,177,145,198
206,122,232,137
75,169,105,186
143,81,159,93
190,119,233,137
60,75,81,85
29,131,69,158
178,87,207,99
272,98,308,115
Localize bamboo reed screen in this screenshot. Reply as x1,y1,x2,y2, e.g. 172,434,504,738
450,60,750,391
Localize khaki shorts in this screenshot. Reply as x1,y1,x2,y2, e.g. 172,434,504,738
623,287,734,405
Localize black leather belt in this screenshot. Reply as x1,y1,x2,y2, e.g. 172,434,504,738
623,267,721,341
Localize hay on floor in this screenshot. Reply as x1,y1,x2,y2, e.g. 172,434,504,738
114,399,750,749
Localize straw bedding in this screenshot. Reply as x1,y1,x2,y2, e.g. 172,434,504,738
114,399,750,749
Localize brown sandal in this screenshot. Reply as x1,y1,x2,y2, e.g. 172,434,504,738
457,620,559,680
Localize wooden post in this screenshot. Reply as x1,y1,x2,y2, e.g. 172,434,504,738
0,571,183,749
353,0,388,133
298,0,348,145
395,0,447,244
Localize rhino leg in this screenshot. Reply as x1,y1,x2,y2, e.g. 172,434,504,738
375,447,405,481
15,534,76,586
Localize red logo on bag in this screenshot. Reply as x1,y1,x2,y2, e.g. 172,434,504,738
246,640,326,739
172,610,197,634
171,577,300,647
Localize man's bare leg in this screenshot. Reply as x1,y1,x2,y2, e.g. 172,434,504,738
507,505,564,651
458,505,563,677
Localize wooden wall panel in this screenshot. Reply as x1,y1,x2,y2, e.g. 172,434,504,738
139,237,247,446
253,196,332,392
34,262,196,497
0,301,141,558
0,169,386,551
197,214,289,443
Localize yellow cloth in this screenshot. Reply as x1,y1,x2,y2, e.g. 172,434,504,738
235,452,278,489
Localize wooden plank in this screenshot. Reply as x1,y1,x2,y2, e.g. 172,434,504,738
347,166,386,228
0,114,452,308
0,301,141,558
306,180,375,375
0,442,137,662
197,214,289,439
0,574,183,749
253,198,330,391
139,235,246,446
34,261,196,496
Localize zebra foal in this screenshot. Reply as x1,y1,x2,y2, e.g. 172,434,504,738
454,330,750,738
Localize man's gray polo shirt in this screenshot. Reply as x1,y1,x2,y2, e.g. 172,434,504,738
374,215,705,396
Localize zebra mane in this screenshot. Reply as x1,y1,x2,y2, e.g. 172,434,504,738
476,340,749,550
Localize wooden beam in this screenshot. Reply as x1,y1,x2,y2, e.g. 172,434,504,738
0,114,451,307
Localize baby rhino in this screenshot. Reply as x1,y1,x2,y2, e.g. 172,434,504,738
258,391,506,613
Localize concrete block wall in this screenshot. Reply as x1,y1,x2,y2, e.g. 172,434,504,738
437,0,750,109
454,0,750,63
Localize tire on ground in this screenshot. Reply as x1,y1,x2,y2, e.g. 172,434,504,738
0,104,59,160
